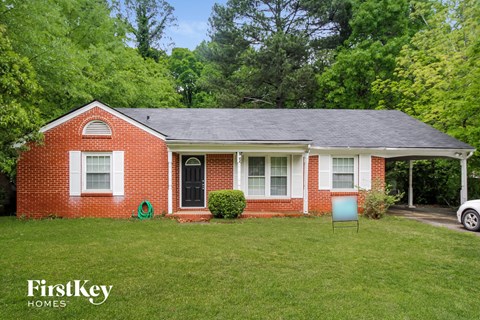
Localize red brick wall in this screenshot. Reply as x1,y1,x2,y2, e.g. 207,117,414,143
245,199,303,212
17,106,169,218
308,155,385,213
206,154,234,194
371,156,386,184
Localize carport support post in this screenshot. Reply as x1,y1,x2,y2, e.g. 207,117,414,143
460,157,468,204
167,150,173,214
408,160,415,208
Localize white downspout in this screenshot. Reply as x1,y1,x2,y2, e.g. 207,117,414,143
167,149,173,214
303,147,310,214
408,160,415,208
237,152,242,191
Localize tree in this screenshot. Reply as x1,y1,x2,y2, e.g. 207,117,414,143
168,48,204,107
116,0,176,60
93,47,181,108
0,25,41,178
373,0,480,170
1,0,180,118
316,0,431,109
1,0,96,118
203,0,352,108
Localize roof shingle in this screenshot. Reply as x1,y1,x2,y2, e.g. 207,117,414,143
115,108,473,149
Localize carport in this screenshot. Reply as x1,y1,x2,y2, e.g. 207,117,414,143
383,149,475,207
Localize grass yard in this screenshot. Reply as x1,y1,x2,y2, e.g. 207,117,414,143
1,215,480,320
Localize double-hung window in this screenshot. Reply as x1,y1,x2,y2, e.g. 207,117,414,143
248,157,266,196
270,157,288,196
332,157,355,189
247,156,289,197
83,153,112,192
70,151,124,196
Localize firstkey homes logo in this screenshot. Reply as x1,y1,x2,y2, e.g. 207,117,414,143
27,280,113,308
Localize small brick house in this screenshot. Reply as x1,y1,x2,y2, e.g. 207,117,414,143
17,100,474,218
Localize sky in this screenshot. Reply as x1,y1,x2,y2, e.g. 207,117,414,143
164,0,228,51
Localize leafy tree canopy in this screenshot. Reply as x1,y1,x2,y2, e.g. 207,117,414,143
168,48,206,107
0,25,42,178
114,0,176,60
373,0,480,169
316,0,431,109
202,0,352,108
1,0,180,120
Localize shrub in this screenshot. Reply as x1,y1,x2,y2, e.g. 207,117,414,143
361,180,403,219
208,190,246,219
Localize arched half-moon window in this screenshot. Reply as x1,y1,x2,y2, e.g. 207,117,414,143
83,120,112,136
185,157,201,166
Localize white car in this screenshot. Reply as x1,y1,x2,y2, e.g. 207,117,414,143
457,200,480,231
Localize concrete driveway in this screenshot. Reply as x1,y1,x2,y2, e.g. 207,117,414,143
388,205,480,236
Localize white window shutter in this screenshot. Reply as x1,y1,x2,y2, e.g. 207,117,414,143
359,154,372,190
318,155,332,190
291,155,303,198
112,151,124,196
69,151,81,196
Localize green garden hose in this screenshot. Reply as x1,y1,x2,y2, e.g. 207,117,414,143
137,200,154,220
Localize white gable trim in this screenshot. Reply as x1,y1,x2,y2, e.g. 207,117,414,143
40,100,166,141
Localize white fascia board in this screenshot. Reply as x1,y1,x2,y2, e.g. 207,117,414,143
167,140,311,145
168,143,309,154
39,100,166,141
310,146,476,159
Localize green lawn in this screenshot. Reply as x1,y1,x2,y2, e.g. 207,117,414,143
1,215,479,319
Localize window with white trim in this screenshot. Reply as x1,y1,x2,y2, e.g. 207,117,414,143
248,157,265,196
83,153,112,192
247,156,289,197
332,157,354,189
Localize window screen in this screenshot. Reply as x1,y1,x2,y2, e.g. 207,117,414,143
332,157,354,189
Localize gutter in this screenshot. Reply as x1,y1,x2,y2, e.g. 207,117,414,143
310,146,476,152
166,140,313,146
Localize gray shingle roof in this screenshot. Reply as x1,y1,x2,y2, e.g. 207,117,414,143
115,108,473,149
